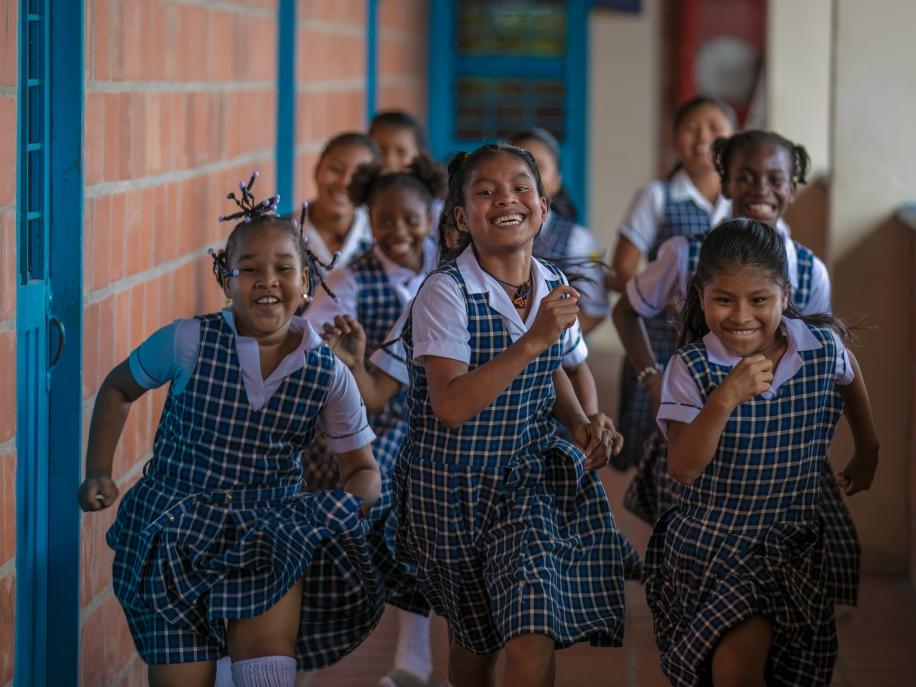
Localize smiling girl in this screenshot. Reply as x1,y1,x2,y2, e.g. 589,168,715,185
78,179,383,687
645,219,878,686
394,144,627,687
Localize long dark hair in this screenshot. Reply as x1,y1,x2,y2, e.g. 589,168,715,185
678,218,847,346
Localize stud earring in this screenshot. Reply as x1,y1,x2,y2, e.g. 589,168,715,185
225,297,232,308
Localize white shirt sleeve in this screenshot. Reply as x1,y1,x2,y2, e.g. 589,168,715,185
410,273,471,364
368,311,410,386
318,357,376,453
617,181,664,255
567,225,611,318
830,331,855,386
800,255,832,316
561,317,589,368
304,268,358,330
656,354,704,437
625,236,684,318
128,319,201,392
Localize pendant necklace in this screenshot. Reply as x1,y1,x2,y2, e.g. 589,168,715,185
480,264,532,309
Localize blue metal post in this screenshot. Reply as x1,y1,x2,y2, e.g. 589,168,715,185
276,0,296,215
565,0,589,221
366,0,379,121
427,1,455,161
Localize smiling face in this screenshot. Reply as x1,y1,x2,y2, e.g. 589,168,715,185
699,263,788,358
224,225,307,341
723,141,797,226
369,185,432,272
314,143,377,212
371,124,420,173
454,152,548,256
674,103,735,176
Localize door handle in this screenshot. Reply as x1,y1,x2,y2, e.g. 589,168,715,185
49,315,65,370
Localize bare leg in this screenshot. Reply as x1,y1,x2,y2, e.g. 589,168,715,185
148,661,216,687
503,633,555,687
711,615,773,687
447,638,498,687
227,579,303,661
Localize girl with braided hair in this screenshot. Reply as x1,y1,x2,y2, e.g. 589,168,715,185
78,174,384,687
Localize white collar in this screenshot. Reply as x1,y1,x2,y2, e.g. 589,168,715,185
302,206,372,264
703,316,822,368
455,246,558,328
372,236,438,283
221,309,324,351
669,169,728,215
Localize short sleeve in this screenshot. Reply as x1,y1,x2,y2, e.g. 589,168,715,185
617,181,664,256
561,317,589,368
319,358,376,453
567,225,611,318
830,331,855,386
128,319,200,393
800,255,832,316
304,268,358,329
656,354,704,437
411,272,471,364
625,236,685,319
368,311,409,386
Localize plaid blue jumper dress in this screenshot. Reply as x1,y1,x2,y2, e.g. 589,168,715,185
533,212,577,259
646,323,844,686
394,260,626,654
300,248,429,614
616,184,713,470
625,235,860,605
106,313,383,667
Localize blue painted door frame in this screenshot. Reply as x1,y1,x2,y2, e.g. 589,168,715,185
427,0,590,218
16,2,83,685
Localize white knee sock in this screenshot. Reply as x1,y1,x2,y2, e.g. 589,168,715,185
231,656,296,687
215,656,236,687
392,610,433,680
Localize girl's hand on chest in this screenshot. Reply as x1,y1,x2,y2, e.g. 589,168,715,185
524,285,580,352
718,354,774,407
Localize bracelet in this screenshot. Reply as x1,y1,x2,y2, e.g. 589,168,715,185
636,363,663,385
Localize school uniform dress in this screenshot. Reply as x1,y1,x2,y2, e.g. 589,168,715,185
106,311,383,667
614,171,732,470
623,219,826,523
646,318,851,686
393,247,627,654
533,210,610,324
303,239,438,614
621,224,859,604
301,206,374,266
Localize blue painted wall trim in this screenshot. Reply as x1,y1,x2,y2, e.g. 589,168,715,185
366,0,379,121
276,0,296,215
566,0,589,220
427,1,455,162
46,0,84,683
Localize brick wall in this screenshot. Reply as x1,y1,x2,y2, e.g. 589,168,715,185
0,0,16,684
295,0,368,202
377,0,427,118
80,1,277,684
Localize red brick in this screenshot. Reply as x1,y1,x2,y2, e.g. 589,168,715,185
0,210,15,321
89,0,111,81
84,92,106,187
0,331,15,442
0,571,14,685
79,499,117,608
80,591,138,687
1,0,17,87
82,301,100,399
0,448,15,565
110,192,127,283
91,194,112,292
103,93,121,182
0,96,16,207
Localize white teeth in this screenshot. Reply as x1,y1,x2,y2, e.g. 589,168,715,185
493,214,523,226
747,203,771,213
255,296,279,304
727,329,757,336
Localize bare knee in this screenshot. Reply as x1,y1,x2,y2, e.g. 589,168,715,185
504,634,555,687
448,639,498,687
148,661,216,687
711,616,773,687
227,581,302,661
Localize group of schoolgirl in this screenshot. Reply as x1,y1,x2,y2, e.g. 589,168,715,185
607,96,879,686
77,99,879,687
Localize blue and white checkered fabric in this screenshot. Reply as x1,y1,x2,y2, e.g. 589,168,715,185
615,184,712,470
533,212,576,259
301,249,426,613
394,260,626,654
645,323,845,686
106,313,383,667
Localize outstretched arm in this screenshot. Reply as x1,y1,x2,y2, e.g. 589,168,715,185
836,351,879,495
78,360,147,511
612,292,663,411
